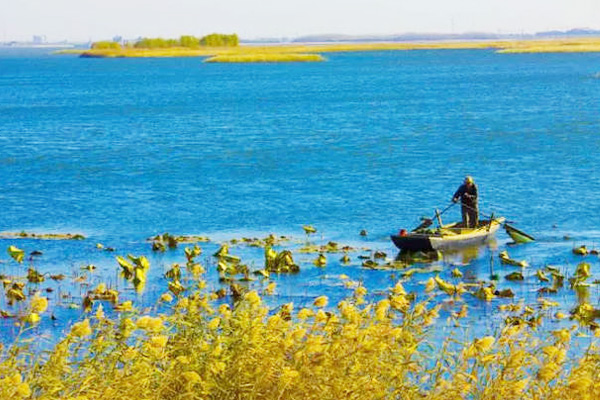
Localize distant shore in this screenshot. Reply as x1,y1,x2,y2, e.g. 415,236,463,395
54,37,600,61
204,53,325,63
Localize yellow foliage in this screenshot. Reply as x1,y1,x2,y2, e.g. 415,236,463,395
30,294,48,314
70,319,92,338
136,316,164,332
66,37,600,60
4,248,600,400
313,295,328,308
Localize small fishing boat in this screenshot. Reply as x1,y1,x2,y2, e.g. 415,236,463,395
391,217,506,252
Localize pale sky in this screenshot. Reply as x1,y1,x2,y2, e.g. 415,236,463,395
1,0,599,42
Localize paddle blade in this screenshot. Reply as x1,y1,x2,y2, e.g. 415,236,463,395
505,224,535,243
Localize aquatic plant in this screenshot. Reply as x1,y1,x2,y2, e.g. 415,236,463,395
3,225,600,400
7,245,25,263
499,250,529,267
264,247,299,273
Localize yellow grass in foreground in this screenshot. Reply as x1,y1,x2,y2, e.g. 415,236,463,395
3,276,600,399
55,37,600,59
205,53,325,63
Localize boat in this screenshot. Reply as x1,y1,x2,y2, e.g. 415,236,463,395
391,217,506,252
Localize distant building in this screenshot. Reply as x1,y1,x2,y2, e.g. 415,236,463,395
112,35,123,45
32,35,46,44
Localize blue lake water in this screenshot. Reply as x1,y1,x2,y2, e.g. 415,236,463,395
0,47,600,347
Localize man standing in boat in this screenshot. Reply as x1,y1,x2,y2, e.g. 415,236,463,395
452,176,478,228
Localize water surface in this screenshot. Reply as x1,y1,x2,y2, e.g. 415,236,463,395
0,48,599,346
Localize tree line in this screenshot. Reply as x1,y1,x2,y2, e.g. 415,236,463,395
92,34,239,50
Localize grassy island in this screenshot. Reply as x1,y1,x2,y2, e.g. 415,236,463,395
204,53,325,63
55,36,600,60
496,38,600,53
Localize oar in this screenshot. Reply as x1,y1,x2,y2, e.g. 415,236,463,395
460,203,535,243
504,223,535,243
412,203,456,231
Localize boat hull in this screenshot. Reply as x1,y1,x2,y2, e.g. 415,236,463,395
391,218,505,252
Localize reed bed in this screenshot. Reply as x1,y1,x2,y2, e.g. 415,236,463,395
204,53,325,63
57,37,600,59
497,38,600,53
2,263,600,399
3,233,600,399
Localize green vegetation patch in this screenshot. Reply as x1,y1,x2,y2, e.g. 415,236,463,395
204,53,325,63
133,33,238,49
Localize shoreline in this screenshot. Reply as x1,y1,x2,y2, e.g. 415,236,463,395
54,37,600,59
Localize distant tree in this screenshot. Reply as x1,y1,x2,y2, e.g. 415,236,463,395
132,34,239,49
199,33,239,47
91,41,122,50
134,38,179,49
179,35,200,48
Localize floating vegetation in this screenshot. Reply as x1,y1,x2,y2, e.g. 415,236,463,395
536,269,550,282
2,222,600,400
116,254,150,291
96,243,115,252
571,302,600,327
505,271,525,281
474,284,495,301
26,268,45,283
90,283,119,303
150,233,209,252
573,245,589,255
373,250,387,259
569,262,591,288
299,241,358,254
0,231,85,240
499,250,529,267
230,234,289,248
495,288,515,298
434,275,465,296
5,282,26,304
302,225,317,234
265,247,299,273
7,245,25,263
313,253,327,267
213,244,230,258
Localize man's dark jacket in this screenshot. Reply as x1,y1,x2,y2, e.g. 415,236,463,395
453,184,478,207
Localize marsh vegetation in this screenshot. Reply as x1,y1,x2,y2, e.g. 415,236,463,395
61,37,600,60
1,226,600,398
